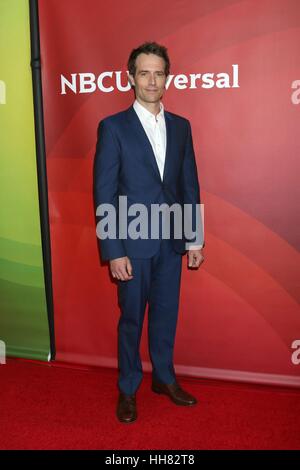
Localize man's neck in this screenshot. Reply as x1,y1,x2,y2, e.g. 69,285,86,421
135,98,161,117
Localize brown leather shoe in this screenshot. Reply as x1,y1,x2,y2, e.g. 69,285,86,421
152,379,197,406
116,392,137,423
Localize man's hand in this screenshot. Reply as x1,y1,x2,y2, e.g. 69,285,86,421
187,248,204,269
110,256,133,281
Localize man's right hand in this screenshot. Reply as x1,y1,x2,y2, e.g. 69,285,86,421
109,256,133,281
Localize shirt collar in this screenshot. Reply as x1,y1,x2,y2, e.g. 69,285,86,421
133,99,164,122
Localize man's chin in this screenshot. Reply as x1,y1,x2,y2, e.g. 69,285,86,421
143,95,163,103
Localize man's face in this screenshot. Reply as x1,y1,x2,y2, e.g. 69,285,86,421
129,53,168,105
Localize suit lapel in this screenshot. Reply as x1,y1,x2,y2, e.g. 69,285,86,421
126,105,161,180
162,111,173,182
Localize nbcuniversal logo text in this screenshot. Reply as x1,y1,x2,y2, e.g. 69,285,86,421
60,64,240,94
291,339,300,365
0,80,6,104
0,340,6,364
291,80,300,104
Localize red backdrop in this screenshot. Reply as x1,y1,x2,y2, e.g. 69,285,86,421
38,0,300,386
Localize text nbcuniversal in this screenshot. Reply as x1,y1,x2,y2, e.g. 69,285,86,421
60,64,240,94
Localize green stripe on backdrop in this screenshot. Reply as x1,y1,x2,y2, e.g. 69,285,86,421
0,0,50,360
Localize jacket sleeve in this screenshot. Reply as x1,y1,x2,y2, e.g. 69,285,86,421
93,119,126,261
181,120,204,249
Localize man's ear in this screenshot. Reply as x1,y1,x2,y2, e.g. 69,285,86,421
164,73,169,89
128,74,135,87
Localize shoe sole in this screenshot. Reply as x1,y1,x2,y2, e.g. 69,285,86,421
116,414,137,423
151,386,197,406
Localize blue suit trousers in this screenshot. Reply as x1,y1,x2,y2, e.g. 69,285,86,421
117,239,183,395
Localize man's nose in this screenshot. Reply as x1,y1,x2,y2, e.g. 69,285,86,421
149,74,157,85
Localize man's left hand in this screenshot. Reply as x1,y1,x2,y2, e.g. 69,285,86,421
187,248,204,269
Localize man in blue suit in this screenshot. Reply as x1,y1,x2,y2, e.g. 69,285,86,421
94,42,204,423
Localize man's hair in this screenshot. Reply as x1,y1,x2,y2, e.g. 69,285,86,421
127,41,170,77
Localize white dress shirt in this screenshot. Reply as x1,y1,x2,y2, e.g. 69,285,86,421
133,99,166,180
133,99,203,250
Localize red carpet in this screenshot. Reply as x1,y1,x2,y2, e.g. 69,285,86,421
0,358,300,450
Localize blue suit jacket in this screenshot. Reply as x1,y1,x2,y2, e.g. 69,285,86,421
93,105,202,261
